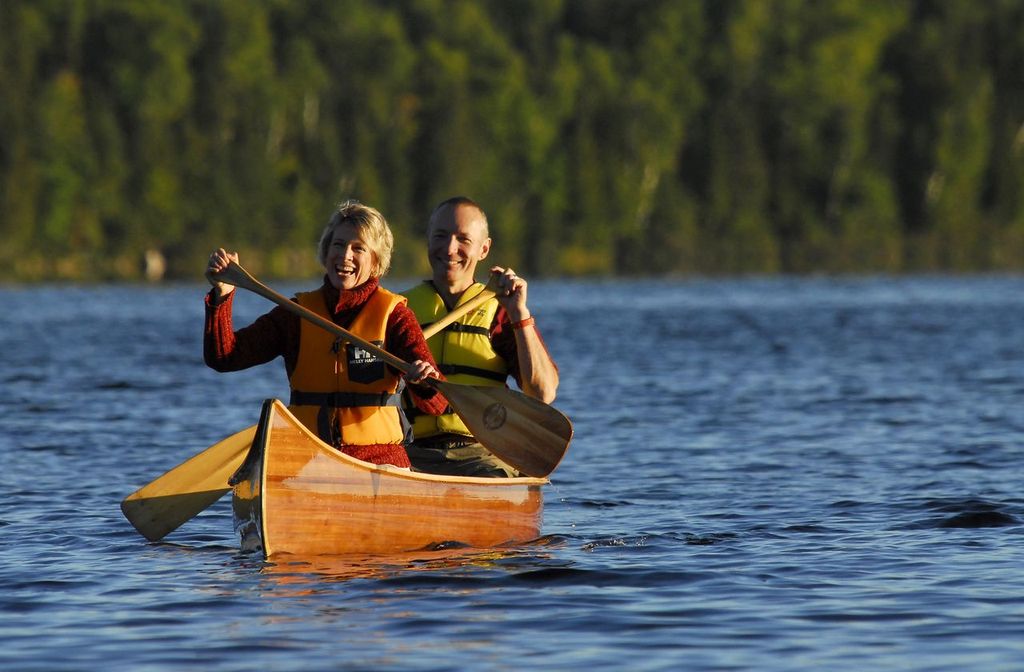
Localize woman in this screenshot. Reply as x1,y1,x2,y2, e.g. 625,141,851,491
204,200,446,467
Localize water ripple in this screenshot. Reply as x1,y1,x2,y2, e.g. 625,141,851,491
3,278,1024,671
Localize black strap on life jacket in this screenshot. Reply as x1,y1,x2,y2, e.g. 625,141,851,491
292,390,404,447
290,390,402,408
420,320,491,336
438,363,508,382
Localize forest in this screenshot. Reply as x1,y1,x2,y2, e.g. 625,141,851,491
3,0,1024,281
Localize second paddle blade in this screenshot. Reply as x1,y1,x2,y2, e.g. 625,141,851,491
434,380,573,477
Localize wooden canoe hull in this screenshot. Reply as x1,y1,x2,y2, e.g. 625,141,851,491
231,399,547,558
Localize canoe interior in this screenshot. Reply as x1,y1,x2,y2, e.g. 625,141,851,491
231,399,547,558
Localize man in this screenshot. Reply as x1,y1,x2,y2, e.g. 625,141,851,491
402,196,559,476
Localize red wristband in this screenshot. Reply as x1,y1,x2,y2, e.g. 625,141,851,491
511,316,535,330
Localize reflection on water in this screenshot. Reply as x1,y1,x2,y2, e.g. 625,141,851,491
258,543,556,592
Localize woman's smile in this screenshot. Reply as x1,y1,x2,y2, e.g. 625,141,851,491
325,222,374,290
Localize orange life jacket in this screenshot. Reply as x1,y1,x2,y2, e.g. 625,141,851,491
288,288,407,450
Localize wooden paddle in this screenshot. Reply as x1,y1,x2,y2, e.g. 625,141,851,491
217,261,572,478
120,425,256,541
120,273,502,542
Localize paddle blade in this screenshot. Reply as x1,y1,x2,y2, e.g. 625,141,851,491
121,425,256,541
434,381,573,477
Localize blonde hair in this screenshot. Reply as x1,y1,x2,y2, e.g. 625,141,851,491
317,200,394,278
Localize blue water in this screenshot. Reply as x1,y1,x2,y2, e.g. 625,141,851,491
3,276,1024,671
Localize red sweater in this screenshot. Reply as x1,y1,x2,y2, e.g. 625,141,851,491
204,277,447,466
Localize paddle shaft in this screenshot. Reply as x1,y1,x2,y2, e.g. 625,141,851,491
218,262,491,377
218,263,412,371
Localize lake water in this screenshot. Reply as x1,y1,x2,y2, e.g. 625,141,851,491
2,275,1024,671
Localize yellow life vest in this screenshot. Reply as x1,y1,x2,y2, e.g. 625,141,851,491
403,281,508,438
288,288,407,447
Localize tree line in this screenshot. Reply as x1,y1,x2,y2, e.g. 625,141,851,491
3,0,1024,281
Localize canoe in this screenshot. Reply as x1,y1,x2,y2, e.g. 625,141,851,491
230,399,548,558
